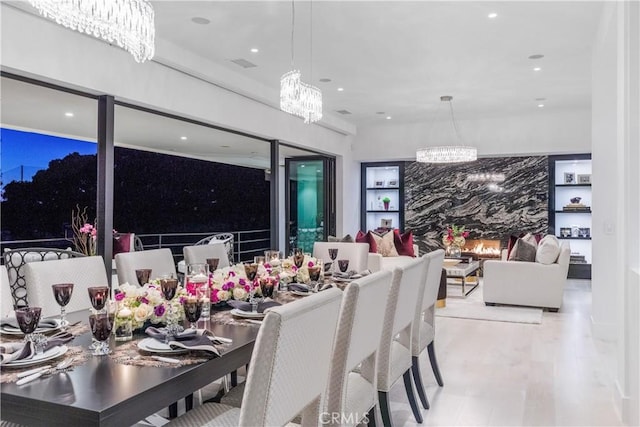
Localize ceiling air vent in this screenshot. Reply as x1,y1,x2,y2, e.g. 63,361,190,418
230,58,257,69
336,109,352,115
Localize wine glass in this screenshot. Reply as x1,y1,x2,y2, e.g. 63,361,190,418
244,263,259,311
135,269,152,286
292,248,305,268
308,263,322,292
338,259,350,273
52,283,74,328
206,258,220,272
89,312,113,355
160,277,183,339
15,307,41,343
328,248,339,274
182,298,203,330
254,256,265,265
260,277,275,299
87,286,109,313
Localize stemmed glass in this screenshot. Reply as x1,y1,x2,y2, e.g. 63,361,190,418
15,307,41,343
135,269,152,286
89,312,113,355
183,298,203,330
160,278,183,339
328,248,339,274
308,260,322,292
88,286,109,313
244,263,259,312
206,258,220,273
52,283,74,328
292,248,305,268
338,259,350,273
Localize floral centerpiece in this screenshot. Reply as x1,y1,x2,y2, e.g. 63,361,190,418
114,281,187,330
70,205,117,256
442,225,470,257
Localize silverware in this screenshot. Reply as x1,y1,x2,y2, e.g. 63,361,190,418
151,355,181,364
16,358,74,385
16,365,51,379
245,319,263,325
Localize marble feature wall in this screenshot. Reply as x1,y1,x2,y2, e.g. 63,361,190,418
405,156,549,253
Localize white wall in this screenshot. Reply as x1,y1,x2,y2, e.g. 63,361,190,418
592,2,640,425
353,109,591,161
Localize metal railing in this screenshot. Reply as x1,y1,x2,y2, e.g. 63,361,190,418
0,228,272,264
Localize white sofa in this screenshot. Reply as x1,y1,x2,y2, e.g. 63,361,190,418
368,244,419,272
482,241,571,311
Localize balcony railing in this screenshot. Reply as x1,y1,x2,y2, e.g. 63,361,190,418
0,228,272,264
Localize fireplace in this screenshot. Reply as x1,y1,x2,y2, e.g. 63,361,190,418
461,239,502,276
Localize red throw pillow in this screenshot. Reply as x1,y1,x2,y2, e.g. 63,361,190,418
393,230,416,257
506,232,543,258
356,230,378,253
113,233,132,256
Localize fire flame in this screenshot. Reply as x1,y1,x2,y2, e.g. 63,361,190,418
463,242,501,256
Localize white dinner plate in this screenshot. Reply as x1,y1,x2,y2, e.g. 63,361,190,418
0,319,63,336
230,308,266,319
3,345,68,368
137,338,188,355
290,290,311,297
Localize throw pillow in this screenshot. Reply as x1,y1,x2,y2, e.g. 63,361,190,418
536,235,561,264
371,231,399,257
506,232,542,258
355,230,377,253
508,238,537,262
393,230,416,257
328,234,354,243
113,233,132,256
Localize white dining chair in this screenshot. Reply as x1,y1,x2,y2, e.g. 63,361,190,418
166,287,343,427
115,248,176,286
324,270,392,427
361,257,429,426
399,249,445,410
1,266,14,317
23,256,109,318
182,242,230,271
313,242,369,273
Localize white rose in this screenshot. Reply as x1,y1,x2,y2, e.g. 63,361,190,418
218,290,231,301
233,287,248,301
296,267,310,284
133,304,152,323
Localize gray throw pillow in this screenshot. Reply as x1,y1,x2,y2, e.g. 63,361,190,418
508,238,537,262
327,234,354,243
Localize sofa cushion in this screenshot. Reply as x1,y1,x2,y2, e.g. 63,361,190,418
371,231,399,257
536,235,561,264
328,234,354,243
393,230,415,257
508,238,537,262
355,230,378,253
506,232,541,258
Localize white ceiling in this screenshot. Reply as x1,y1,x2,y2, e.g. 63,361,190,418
1,1,605,166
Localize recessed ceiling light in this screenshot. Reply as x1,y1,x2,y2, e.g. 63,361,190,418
64,112,74,117
221,145,230,148
533,67,542,71
535,97,546,101
538,104,545,108
488,12,498,18
250,48,259,53
386,116,392,120
191,17,210,25
528,54,544,60
180,136,187,141
376,111,385,115
319,78,331,83
337,87,344,92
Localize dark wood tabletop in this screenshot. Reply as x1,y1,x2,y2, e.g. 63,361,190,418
1,309,258,427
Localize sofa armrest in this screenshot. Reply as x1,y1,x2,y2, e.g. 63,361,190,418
368,253,382,273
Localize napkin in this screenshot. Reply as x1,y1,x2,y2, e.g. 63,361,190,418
332,269,371,280
288,283,311,293
227,299,281,313
145,328,220,355
0,317,59,331
0,331,73,365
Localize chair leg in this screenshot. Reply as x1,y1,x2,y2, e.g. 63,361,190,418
367,405,377,427
169,402,178,418
378,391,393,427
411,356,430,410
427,342,444,386
230,369,238,387
403,369,424,423
185,393,194,411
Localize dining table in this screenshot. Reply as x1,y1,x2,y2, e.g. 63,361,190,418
0,308,259,427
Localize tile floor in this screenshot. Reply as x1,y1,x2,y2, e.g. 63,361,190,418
388,279,624,426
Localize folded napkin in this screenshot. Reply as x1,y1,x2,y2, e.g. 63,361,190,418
0,331,73,365
288,283,311,293
145,328,219,355
318,283,336,292
227,299,281,313
0,317,59,331
333,269,371,280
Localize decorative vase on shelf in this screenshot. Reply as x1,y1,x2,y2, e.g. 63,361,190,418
383,201,390,211
446,244,462,258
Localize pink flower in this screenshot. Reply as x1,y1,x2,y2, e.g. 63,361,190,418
114,293,125,301
79,223,94,234
307,261,315,268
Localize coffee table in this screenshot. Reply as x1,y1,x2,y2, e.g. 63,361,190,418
444,260,480,297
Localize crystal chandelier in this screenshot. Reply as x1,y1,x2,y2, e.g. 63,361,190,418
29,0,155,63
416,96,477,163
279,0,322,123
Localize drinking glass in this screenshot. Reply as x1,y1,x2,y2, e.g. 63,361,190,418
254,256,265,265
89,312,113,355
328,248,339,274
308,262,322,292
187,263,210,320
244,263,259,309
15,307,41,342
183,298,203,330
338,259,350,273
264,250,282,263
52,283,73,328
205,258,220,272
292,248,305,268
260,277,275,299
135,269,152,286
160,277,183,339
88,286,110,313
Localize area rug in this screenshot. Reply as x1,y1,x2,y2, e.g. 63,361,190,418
436,282,543,324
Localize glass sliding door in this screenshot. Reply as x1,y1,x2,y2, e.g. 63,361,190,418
285,156,335,254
